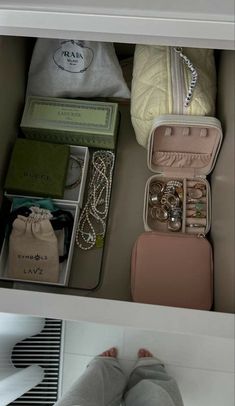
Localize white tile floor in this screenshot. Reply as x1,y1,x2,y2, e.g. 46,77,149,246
61,320,235,406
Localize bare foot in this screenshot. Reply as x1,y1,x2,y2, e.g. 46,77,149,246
138,348,153,358
100,347,117,358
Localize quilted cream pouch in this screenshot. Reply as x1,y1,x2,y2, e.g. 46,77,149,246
131,46,216,147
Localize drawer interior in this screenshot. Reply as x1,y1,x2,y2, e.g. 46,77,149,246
0,36,234,314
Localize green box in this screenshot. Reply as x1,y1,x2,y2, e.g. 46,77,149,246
4,139,70,198
21,96,119,149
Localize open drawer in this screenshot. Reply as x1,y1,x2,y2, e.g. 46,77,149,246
0,36,234,330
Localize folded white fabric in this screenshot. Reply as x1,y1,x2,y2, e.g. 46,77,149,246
27,39,130,99
131,46,217,148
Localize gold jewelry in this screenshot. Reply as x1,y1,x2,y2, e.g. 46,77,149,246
194,183,205,191
191,211,206,218
187,197,205,204
168,218,182,231
187,187,203,199
150,206,169,222
148,178,183,229
176,186,183,200
149,193,161,206
165,194,180,208
188,223,204,228
150,181,165,195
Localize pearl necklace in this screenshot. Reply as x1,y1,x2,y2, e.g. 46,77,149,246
76,150,115,250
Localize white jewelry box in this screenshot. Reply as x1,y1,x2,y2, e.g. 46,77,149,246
0,200,79,286
143,115,223,235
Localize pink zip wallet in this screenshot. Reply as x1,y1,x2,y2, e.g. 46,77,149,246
131,231,213,310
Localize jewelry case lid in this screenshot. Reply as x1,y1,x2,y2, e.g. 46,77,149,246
147,115,223,178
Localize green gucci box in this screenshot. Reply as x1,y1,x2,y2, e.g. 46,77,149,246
21,96,119,149
4,139,70,198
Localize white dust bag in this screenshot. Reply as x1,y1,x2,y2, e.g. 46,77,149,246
26,39,130,99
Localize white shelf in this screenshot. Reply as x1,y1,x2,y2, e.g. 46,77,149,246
0,288,233,339
0,0,234,49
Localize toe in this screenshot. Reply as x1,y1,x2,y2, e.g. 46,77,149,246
138,348,153,358
110,347,117,357
100,347,117,357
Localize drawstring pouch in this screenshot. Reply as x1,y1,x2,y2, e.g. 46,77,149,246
8,207,60,283
26,39,130,99
8,205,74,264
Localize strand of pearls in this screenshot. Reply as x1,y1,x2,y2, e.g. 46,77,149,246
174,47,198,108
76,150,115,250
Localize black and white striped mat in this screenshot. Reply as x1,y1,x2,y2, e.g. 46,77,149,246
10,318,63,405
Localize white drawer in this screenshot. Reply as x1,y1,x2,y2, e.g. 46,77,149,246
0,36,234,337
0,0,234,49
0,288,233,340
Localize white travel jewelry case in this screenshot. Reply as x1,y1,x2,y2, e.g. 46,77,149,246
143,114,223,235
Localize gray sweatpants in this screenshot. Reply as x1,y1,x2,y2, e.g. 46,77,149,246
54,356,184,406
